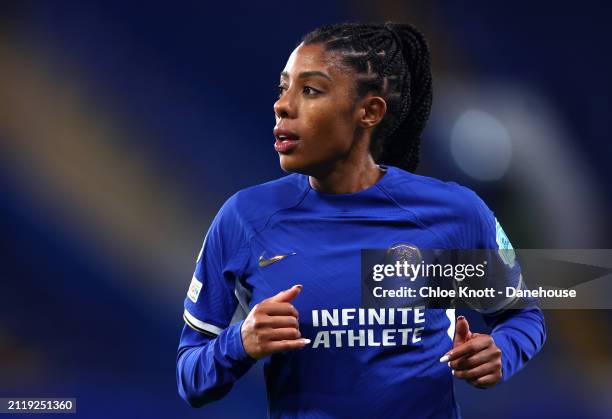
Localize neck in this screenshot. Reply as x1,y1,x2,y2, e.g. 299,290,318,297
308,154,384,194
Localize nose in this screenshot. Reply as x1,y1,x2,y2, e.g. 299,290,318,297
273,89,295,119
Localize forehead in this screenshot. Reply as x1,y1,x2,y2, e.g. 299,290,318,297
281,42,348,79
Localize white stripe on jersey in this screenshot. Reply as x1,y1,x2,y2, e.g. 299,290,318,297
445,308,455,341
184,309,223,336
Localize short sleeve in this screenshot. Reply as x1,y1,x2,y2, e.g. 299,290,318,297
183,193,251,337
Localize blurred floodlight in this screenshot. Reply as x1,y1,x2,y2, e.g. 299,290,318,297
450,109,512,181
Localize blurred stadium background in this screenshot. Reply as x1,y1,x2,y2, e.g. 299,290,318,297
1,1,610,418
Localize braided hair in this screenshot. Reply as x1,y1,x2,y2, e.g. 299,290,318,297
301,22,433,173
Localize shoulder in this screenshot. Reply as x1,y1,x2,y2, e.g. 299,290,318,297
216,172,308,234
382,166,489,220
381,166,496,248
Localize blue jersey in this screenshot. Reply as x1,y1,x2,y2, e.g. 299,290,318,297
176,164,546,419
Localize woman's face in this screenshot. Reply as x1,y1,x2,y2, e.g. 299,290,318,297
273,42,362,175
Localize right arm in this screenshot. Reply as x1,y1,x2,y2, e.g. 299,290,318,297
176,192,256,407
175,193,306,407
176,320,256,407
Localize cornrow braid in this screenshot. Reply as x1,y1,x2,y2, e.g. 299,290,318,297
301,21,433,173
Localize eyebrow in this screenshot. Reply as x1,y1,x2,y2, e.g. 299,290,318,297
280,70,332,81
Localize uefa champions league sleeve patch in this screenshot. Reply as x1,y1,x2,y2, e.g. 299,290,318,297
495,217,513,249
187,276,203,303
495,217,516,267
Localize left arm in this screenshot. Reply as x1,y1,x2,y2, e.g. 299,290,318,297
443,184,547,387
486,306,546,382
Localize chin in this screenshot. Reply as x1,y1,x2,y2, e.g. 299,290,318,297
279,154,308,174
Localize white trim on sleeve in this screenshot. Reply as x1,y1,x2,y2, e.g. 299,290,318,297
183,309,224,336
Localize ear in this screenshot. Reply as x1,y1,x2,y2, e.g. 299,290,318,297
356,94,387,129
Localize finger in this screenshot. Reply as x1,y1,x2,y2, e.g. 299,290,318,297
444,337,491,362
470,373,501,388
453,362,499,381
264,327,302,341
262,302,300,318
267,284,303,303
450,346,500,371
453,315,472,348
260,315,300,329
267,338,311,353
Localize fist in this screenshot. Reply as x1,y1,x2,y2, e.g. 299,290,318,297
241,284,310,360
440,315,503,388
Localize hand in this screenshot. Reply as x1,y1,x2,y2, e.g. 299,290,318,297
241,284,310,360
440,315,503,388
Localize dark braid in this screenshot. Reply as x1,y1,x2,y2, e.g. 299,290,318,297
301,22,433,173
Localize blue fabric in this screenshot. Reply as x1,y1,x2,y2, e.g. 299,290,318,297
176,165,546,418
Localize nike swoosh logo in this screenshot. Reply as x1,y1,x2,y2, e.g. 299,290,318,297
258,252,296,268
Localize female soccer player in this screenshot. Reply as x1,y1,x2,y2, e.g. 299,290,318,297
176,22,546,418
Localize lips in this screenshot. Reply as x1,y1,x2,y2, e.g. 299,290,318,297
273,127,300,142
273,127,300,154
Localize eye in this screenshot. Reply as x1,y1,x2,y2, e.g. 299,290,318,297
303,86,320,96
276,84,287,98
